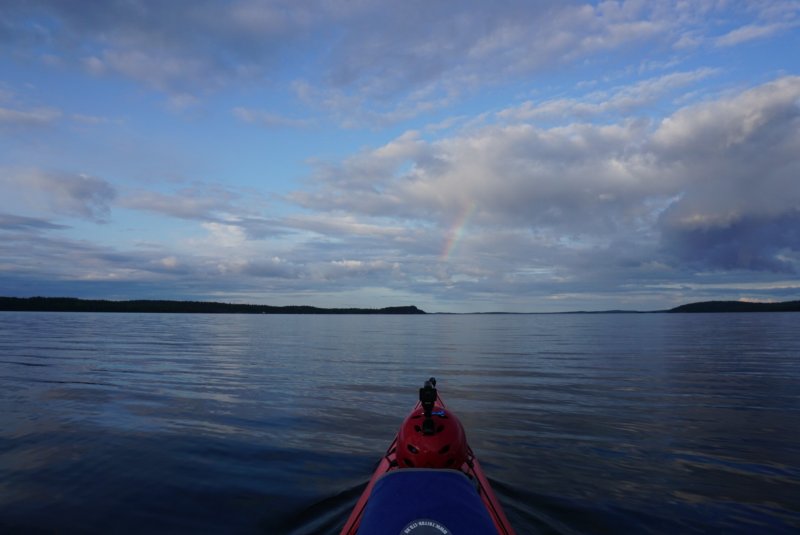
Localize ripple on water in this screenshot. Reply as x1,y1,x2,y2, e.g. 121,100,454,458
1,311,799,533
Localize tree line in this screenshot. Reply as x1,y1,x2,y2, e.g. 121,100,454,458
0,297,426,314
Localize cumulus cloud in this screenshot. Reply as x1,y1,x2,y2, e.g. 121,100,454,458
651,77,800,270
292,76,800,283
294,121,663,235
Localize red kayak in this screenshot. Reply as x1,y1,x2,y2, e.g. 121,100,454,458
341,378,516,535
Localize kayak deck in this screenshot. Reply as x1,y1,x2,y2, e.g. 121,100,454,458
340,396,515,534
357,469,498,534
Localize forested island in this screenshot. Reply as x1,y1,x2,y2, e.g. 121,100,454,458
668,300,800,313
0,297,425,314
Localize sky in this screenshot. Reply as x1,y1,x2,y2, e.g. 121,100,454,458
1,1,799,312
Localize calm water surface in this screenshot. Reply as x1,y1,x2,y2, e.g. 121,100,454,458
1,312,799,533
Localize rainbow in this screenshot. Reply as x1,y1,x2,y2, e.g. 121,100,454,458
439,202,477,262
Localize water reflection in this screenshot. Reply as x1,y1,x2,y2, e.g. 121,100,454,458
1,312,799,533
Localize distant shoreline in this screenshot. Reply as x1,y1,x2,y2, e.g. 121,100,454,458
470,300,800,314
0,297,426,315
666,300,800,313
0,297,798,314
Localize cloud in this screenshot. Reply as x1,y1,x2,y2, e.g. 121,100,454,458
3,74,798,312
0,212,69,231
310,259,400,282
0,219,298,299
715,23,793,47
660,211,800,273
0,227,154,283
120,184,291,242
292,80,460,128
0,86,109,128
291,76,800,284
651,77,800,161
651,77,800,271
294,121,662,235
84,49,223,95
290,1,677,125
232,107,313,128
4,0,311,96
201,222,247,248
70,113,112,125
285,214,410,240
240,257,299,279
324,1,665,96
0,168,116,222
8,0,782,120
497,69,719,122
11,65,793,305
0,106,62,125
4,0,795,125
121,185,243,221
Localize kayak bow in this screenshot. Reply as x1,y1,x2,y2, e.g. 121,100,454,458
340,378,515,535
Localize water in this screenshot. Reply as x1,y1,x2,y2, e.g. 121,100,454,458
1,312,798,534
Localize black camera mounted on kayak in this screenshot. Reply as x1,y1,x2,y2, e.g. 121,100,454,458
419,377,437,435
